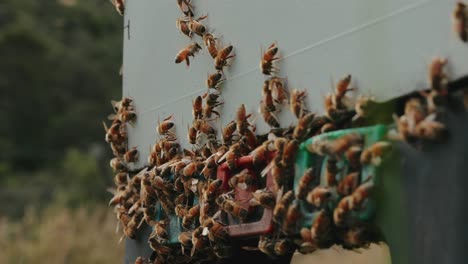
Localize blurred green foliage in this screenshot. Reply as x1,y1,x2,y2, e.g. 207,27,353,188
0,0,122,217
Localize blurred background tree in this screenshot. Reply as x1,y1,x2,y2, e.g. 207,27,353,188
0,0,121,217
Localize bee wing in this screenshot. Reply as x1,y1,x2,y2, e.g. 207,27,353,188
137,215,146,229
241,246,260,251
260,159,274,177
237,182,248,190
276,186,284,204
424,113,437,122
248,197,260,207
102,121,109,132
106,187,117,195
190,244,197,257
217,150,229,164
108,113,117,120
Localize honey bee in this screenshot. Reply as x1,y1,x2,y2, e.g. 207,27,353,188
260,100,280,128
310,210,334,248
323,93,353,121
188,15,208,36
176,17,192,38
148,235,172,256
111,0,125,16
178,231,193,248
114,172,129,186
182,161,203,178
250,189,275,209
110,157,126,172
260,43,280,75
110,142,127,158
333,195,352,227
221,199,249,220
124,212,143,239
187,126,198,145
428,57,448,92
274,137,288,153
193,119,216,135
453,2,468,42
360,141,392,166
192,95,203,119
345,145,362,170
103,119,126,144
405,98,426,125
147,151,157,167
282,202,301,234
175,204,188,218
242,128,257,151
134,257,148,264
202,217,227,242
154,219,169,241
414,117,446,140
203,33,218,59
269,77,288,104
203,179,222,201
251,140,271,166
225,143,241,170
274,239,295,256
182,204,200,229
235,104,252,135
206,71,224,89
337,172,359,197
175,42,202,67
309,134,363,158
299,228,318,253
262,80,276,112
339,224,382,250
306,186,332,208
229,169,254,190
111,97,133,113
158,115,175,136
354,96,373,119
214,45,235,71
203,92,223,118
273,190,294,224
191,226,208,256
296,168,315,200
281,139,299,166
320,123,336,134
332,74,354,109
290,89,307,119
176,0,194,17
108,109,137,125
293,112,315,140
200,156,217,180
258,235,276,257
109,186,133,206
213,244,233,259
221,120,237,145
350,178,373,210
325,158,338,187
124,147,139,163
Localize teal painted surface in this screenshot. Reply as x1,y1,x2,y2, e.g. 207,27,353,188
294,124,407,263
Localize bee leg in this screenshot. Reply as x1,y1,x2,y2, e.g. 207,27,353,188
212,110,220,117
185,57,190,67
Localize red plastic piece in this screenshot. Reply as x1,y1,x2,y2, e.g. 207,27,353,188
216,152,276,238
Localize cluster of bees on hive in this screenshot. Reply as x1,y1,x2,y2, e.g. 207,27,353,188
104,1,468,263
